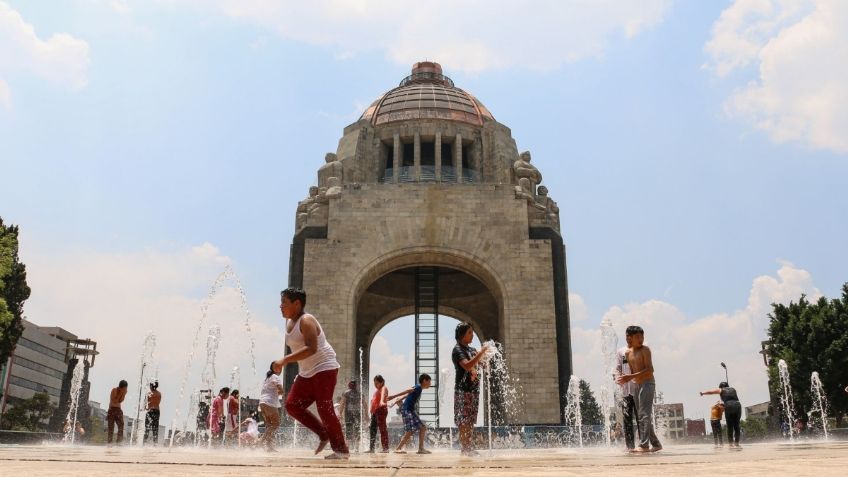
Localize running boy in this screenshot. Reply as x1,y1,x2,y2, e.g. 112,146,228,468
388,374,432,454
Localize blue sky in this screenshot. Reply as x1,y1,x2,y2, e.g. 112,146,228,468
2,1,846,429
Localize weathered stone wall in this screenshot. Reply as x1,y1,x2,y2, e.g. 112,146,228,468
299,183,563,424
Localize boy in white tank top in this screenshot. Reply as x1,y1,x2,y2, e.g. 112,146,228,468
272,287,349,459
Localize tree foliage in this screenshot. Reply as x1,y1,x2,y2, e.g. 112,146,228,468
767,284,848,426
579,379,603,425
0,392,55,431
0,217,31,366
741,418,768,439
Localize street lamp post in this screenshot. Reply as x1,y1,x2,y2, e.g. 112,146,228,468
720,362,729,384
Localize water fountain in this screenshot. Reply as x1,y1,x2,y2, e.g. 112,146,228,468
62,361,85,444
563,375,583,448
599,317,618,447
359,346,366,453
130,332,157,446
810,371,829,439
438,367,453,448
227,366,241,446
169,266,259,448
777,359,797,440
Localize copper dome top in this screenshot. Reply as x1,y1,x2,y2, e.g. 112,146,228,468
360,62,494,127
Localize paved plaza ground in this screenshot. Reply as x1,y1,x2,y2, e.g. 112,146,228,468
1,440,846,476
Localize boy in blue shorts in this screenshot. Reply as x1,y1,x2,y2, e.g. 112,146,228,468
388,374,432,454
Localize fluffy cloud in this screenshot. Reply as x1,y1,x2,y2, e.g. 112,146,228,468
572,263,821,423
705,0,848,153
0,1,90,108
187,0,672,73
20,242,284,432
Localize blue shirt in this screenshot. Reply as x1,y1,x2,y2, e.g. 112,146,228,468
402,384,422,412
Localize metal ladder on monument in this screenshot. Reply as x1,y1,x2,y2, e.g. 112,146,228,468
414,266,439,427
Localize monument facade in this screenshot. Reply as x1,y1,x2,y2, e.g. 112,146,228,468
287,62,572,425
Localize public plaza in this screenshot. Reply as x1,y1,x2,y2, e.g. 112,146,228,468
2,441,846,476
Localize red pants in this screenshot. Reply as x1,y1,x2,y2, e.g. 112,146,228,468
369,406,389,451
106,407,124,443
285,368,348,454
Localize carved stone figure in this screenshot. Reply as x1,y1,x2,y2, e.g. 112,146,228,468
295,186,319,230
537,185,560,229
307,187,330,224
318,153,344,188
513,151,542,192
326,176,343,199
514,177,534,202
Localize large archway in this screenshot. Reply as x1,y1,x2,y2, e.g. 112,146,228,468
353,258,503,427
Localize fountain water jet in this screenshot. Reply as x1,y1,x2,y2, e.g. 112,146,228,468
599,317,618,447
131,332,156,446
169,266,259,448
62,362,85,444
810,371,829,439
563,375,583,448
777,359,797,440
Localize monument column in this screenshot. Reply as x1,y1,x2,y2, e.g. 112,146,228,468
435,132,442,181
455,133,463,183
393,133,401,183
414,132,421,181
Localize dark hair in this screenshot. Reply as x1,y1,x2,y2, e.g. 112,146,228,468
266,369,275,379
149,381,159,390
419,373,431,384
719,382,729,388
119,380,128,388
231,389,239,397
374,375,384,384
455,322,473,341
219,387,230,394
281,287,307,307
625,326,644,336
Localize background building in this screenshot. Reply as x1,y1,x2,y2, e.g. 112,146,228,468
0,319,97,434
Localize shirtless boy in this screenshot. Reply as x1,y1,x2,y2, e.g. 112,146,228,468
615,326,661,452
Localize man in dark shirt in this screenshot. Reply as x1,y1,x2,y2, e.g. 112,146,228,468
338,380,362,452
452,322,489,456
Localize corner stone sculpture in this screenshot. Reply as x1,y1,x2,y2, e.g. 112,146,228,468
513,151,542,195
318,152,344,188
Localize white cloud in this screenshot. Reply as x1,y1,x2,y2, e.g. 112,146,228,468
705,0,848,153
183,0,672,73
572,262,821,425
20,242,284,433
0,1,90,105
569,292,589,322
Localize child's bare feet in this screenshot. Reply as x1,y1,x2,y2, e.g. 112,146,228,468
417,449,431,454
394,449,406,454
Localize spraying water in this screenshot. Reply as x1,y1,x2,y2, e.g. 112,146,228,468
599,317,618,447
169,266,259,448
810,371,829,439
359,346,366,453
131,332,157,446
438,367,452,447
777,359,797,440
563,375,583,447
62,361,86,444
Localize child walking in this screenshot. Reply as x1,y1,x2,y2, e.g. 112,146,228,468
388,374,432,454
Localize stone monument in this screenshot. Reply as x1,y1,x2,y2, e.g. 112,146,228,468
286,61,572,425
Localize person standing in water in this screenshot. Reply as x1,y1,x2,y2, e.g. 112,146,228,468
708,401,725,447
388,374,432,455
259,366,284,451
701,382,742,448
616,326,662,453
338,379,363,452
366,375,390,453
225,389,241,442
272,287,349,460
107,380,128,445
144,381,162,445
209,387,229,442
452,322,489,457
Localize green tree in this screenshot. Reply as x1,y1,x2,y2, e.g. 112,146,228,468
0,218,31,366
740,418,767,439
0,392,55,431
579,379,603,425
767,284,848,427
